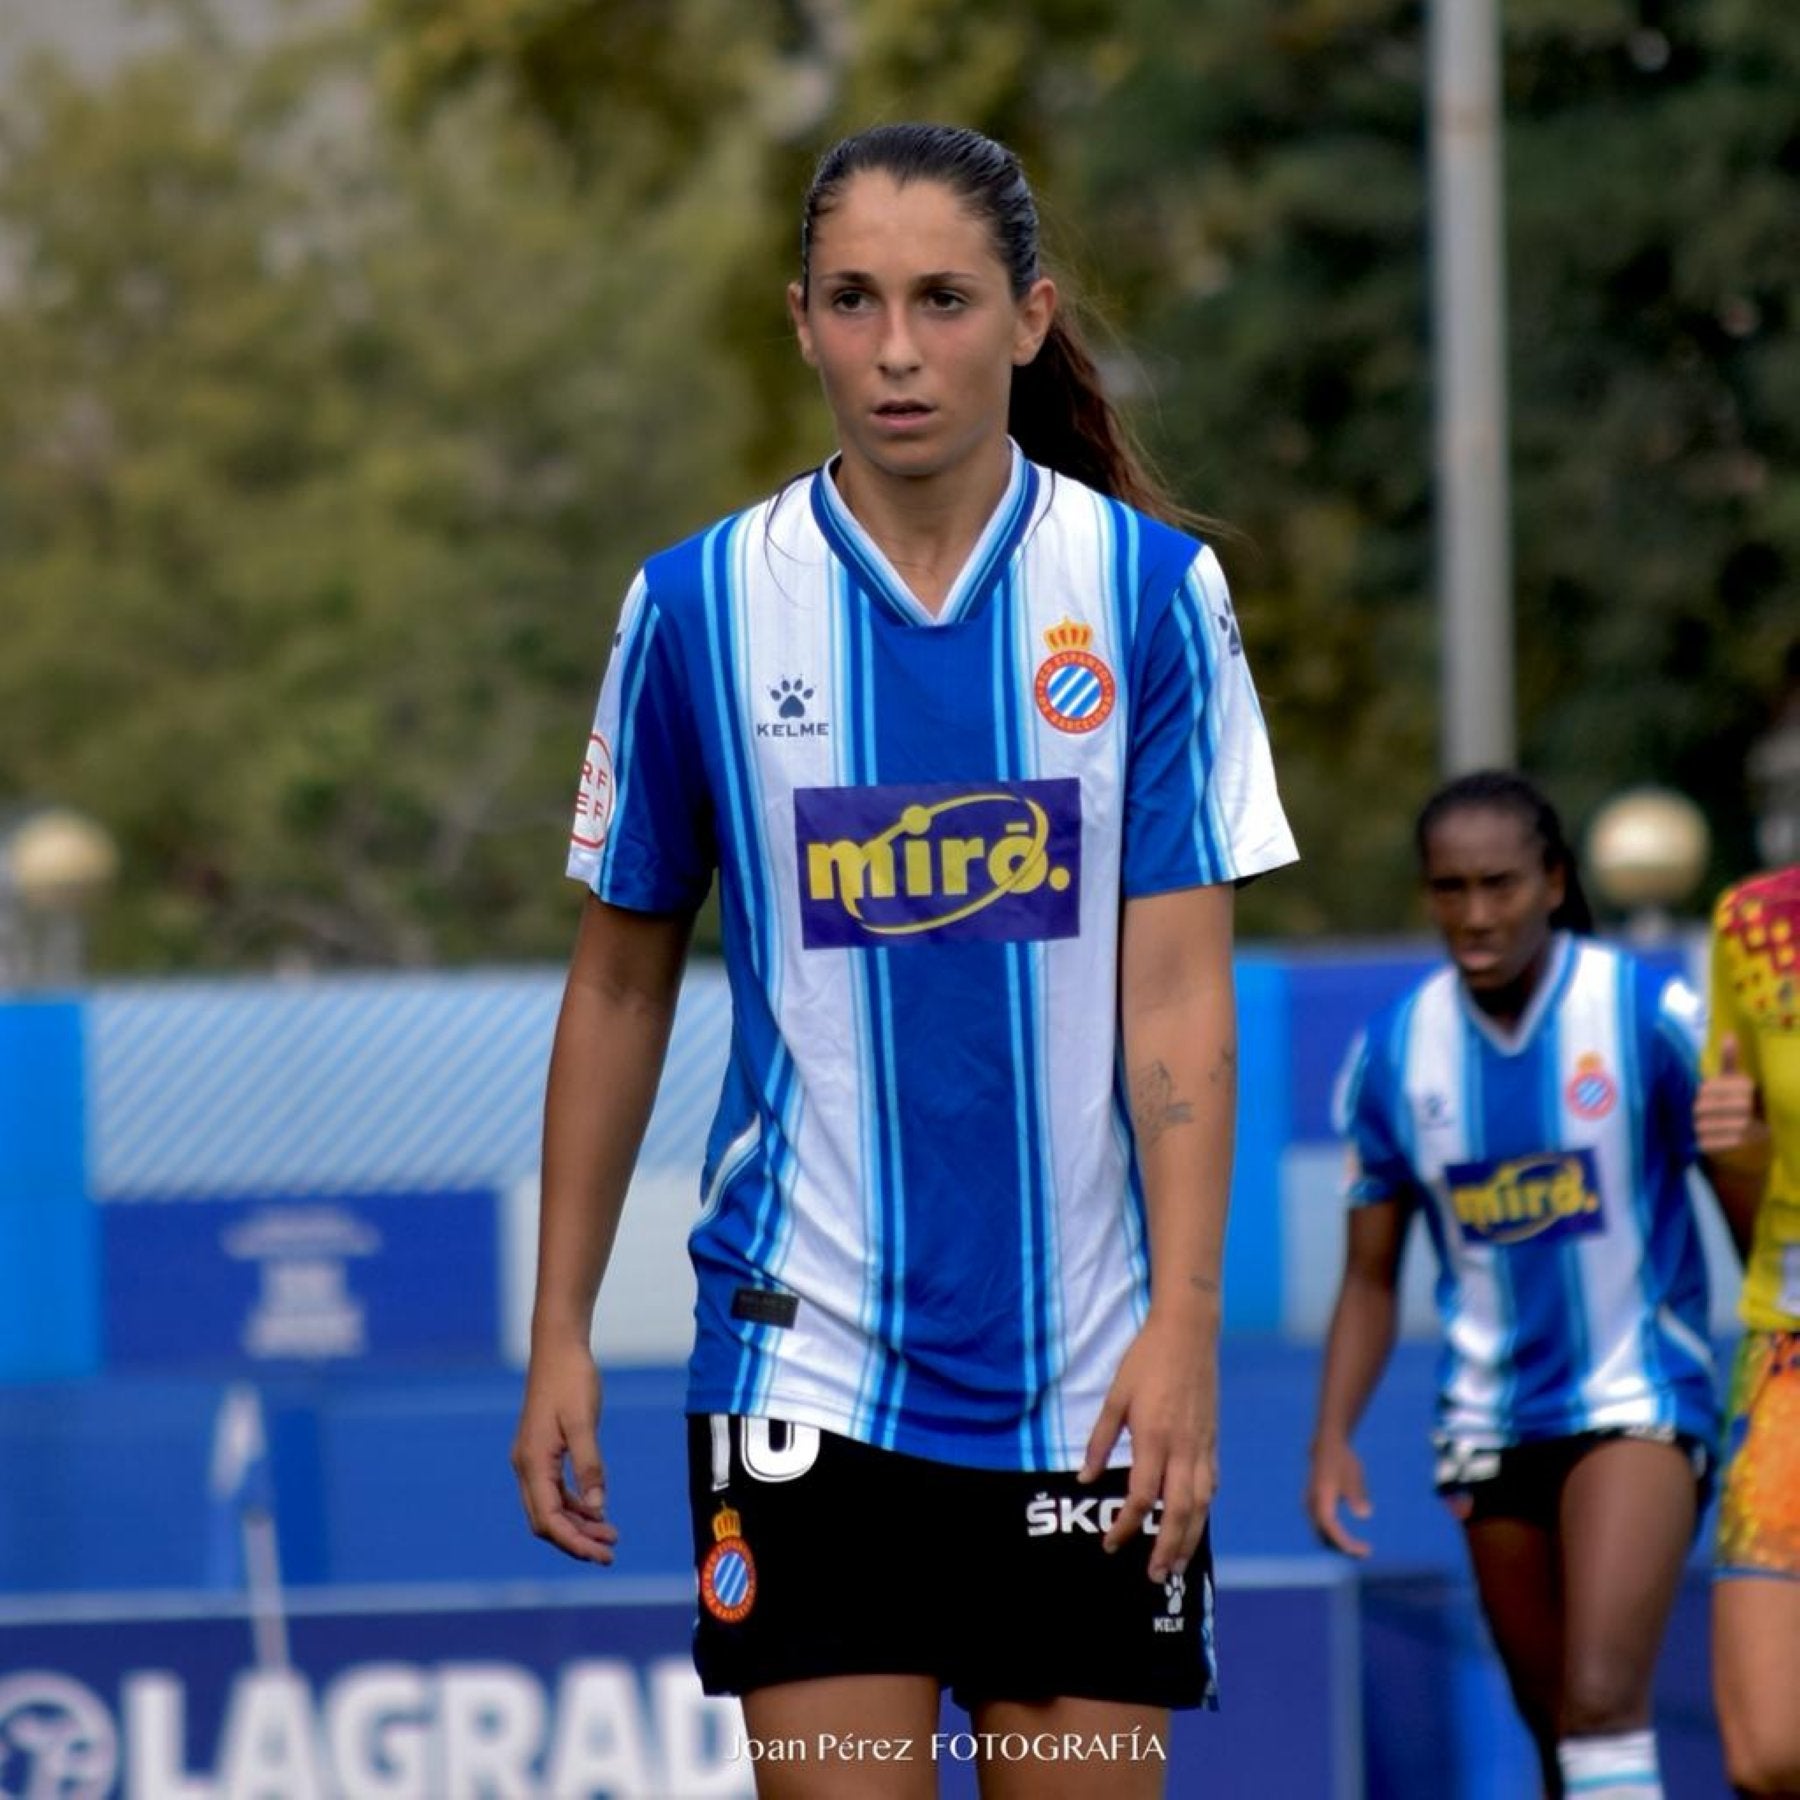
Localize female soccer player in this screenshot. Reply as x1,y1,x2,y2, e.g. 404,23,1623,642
512,122,1297,1799
1306,770,1718,1800
1696,864,1800,1798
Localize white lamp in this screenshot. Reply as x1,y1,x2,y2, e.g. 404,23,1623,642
1585,787,1710,940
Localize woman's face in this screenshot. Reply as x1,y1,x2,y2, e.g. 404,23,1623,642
788,172,1054,491
1421,805,1566,1008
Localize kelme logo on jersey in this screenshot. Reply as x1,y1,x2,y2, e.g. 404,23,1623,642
794,778,1081,949
1444,1148,1604,1247
1033,620,1116,734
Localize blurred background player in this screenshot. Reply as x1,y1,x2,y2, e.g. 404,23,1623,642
512,122,1297,1799
1697,864,1800,1798
1305,769,1719,1800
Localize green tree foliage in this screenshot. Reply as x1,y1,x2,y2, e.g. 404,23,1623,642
1068,0,1799,930
2,0,1793,968
0,18,768,966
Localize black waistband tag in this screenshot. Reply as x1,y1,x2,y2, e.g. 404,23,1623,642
731,1287,799,1328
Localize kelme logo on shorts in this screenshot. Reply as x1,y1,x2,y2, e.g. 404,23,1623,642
794,779,1081,949
1444,1148,1604,1247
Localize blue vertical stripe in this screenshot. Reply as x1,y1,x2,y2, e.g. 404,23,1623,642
846,573,881,1431
991,581,1054,1463
1537,1005,1591,1431
1615,962,1667,1412
728,522,804,1414
841,579,906,1436
869,946,909,1445
1013,564,1067,1451
0,1002,97,1378
596,604,660,894
1170,596,1224,880
1226,958,1291,1331
701,517,797,1414
854,596,909,1445
1105,497,1153,1311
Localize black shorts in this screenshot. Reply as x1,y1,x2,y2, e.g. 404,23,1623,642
687,1414,1218,1712
1433,1425,1715,1529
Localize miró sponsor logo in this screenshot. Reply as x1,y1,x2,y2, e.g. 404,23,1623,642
1445,1148,1605,1248
794,778,1082,950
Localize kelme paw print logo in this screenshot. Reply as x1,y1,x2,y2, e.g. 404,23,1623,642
1163,1571,1186,1616
771,678,813,719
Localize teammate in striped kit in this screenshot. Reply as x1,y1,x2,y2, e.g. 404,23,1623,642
513,123,1295,1796
1306,772,1719,1800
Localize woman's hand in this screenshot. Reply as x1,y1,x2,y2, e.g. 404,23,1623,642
511,1335,619,1564
1306,1435,1374,1559
1696,1033,1770,1162
1080,1310,1218,1585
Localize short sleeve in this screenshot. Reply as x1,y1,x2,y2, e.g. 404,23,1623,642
1122,545,1299,896
1649,971,1705,1165
1332,1025,1416,1208
565,573,714,913
1702,889,1761,1085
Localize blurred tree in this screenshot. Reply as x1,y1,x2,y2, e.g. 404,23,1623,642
1066,0,1799,931
1,0,1793,968
0,18,766,966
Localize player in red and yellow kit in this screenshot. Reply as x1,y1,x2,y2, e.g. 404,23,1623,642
1697,866,1800,1797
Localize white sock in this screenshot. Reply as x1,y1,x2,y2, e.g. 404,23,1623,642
1556,1729,1661,1797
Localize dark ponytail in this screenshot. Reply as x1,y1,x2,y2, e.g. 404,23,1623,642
1414,769,1596,935
800,123,1194,526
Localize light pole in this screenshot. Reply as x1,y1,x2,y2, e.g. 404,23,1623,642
4,808,121,987
1431,0,1516,773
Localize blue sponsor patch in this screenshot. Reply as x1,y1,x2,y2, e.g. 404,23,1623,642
1443,1148,1605,1248
794,778,1081,949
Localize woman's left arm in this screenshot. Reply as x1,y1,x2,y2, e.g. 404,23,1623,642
1083,882,1237,1584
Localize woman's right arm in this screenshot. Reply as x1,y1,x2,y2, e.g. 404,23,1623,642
511,893,693,1563
1305,1199,1408,1558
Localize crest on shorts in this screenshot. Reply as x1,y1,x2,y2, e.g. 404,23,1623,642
1033,620,1116,735
1565,1052,1617,1120
699,1504,757,1624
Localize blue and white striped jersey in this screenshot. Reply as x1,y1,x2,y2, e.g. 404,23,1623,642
568,445,1297,1471
1334,933,1718,1450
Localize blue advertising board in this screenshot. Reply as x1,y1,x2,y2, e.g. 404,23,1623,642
100,1191,499,1370
0,1569,1359,1799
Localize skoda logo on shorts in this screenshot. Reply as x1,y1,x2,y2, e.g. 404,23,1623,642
0,1673,119,1800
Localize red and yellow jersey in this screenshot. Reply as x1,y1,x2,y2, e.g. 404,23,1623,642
1705,867,1800,1330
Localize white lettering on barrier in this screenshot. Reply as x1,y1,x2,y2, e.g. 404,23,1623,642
649,1661,746,1799
124,1672,212,1800
541,1664,652,1798
219,1672,327,1800
438,1665,543,1799
322,1665,429,1799
95,1656,752,1800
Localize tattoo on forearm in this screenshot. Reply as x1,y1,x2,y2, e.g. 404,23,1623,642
1131,1059,1194,1150
1208,1044,1238,1087
1189,1275,1221,1298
